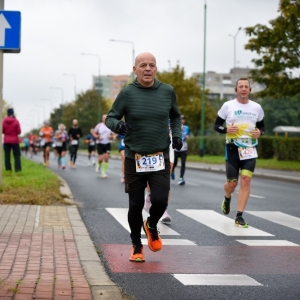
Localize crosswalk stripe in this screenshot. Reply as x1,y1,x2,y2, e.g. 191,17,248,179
141,238,196,246
177,209,274,236
236,240,299,246
173,274,263,286
106,208,180,235
247,211,300,232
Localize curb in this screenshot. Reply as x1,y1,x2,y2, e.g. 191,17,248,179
58,178,124,300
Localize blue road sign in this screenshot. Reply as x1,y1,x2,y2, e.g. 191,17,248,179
0,10,21,53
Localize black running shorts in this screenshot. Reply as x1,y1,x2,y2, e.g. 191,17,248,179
88,145,96,153
124,152,170,193
97,143,111,155
225,143,256,181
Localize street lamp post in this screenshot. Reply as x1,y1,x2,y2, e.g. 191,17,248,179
199,1,207,157
50,87,64,121
109,39,135,81
31,110,41,128
41,98,53,119
36,104,46,122
81,53,101,122
229,27,242,68
63,73,77,118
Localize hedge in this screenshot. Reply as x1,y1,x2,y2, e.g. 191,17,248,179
79,136,300,161
187,136,300,161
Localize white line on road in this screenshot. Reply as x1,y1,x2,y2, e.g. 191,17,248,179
141,238,196,246
106,208,180,235
177,209,274,236
173,274,263,286
247,211,300,232
236,239,299,246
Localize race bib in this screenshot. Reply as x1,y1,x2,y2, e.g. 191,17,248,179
89,141,95,146
71,140,78,145
56,142,62,147
121,139,125,147
135,152,165,172
238,146,258,160
40,139,45,146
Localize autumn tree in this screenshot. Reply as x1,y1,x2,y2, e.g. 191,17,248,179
50,90,112,135
156,65,216,136
261,94,300,134
244,0,300,98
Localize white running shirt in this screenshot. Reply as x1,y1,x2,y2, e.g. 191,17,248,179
94,122,112,144
218,98,264,141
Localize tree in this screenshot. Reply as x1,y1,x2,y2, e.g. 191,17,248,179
50,89,112,135
156,65,216,135
244,0,300,98
261,94,300,134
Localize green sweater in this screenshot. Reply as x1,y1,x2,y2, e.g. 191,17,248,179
106,78,181,159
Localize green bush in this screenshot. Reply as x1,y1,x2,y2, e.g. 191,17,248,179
187,136,300,161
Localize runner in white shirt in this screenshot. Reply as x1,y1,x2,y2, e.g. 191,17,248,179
214,77,265,228
93,114,113,178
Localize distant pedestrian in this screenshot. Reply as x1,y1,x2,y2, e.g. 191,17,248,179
68,119,83,168
93,114,113,178
85,128,97,166
23,136,29,155
172,115,190,185
2,108,22,172
39,120,53,167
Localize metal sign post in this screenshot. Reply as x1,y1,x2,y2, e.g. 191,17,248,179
0,0,21,185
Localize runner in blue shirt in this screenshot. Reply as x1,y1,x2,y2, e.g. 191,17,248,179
85,129,97,166
172,115,190,185
114,133,126,182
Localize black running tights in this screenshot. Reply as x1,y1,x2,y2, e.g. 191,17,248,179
128,184,169,245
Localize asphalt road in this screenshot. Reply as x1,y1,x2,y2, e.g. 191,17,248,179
33,153,300,300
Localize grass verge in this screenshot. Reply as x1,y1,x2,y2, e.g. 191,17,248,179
0,156,70,205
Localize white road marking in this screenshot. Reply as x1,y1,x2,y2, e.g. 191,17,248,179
236,240,299,246
141,238,196,246
247,211,300,231
177,209,274,236
173,274,263,286
106,208,180,235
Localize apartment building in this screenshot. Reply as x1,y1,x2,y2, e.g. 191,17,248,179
194,68,264,100
93,74,130,100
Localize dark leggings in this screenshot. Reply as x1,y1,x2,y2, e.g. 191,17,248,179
70,144,79,163
128,184,169,245
173,151,187,178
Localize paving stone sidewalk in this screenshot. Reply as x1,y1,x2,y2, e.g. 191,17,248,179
0,205,123,300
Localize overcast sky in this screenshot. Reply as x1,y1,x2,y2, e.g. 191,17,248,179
3,0,280,134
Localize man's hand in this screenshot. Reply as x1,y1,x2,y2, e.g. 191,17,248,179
251,128,262,138
172,137,183,151
117,121,132,135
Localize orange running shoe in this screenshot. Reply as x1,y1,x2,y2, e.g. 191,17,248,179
143,218,162,252
129,245,145,262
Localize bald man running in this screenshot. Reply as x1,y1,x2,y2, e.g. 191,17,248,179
106,52,182,262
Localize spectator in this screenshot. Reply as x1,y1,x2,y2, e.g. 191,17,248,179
2,108,22,172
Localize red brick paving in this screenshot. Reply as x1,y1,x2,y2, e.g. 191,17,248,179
0,205,92,300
